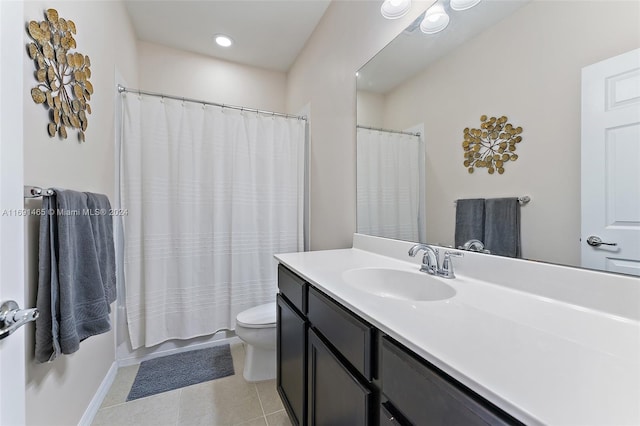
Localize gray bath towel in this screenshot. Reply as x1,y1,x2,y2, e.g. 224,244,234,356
85,192,117,309
35,189,117,363
484,197,521,258
454,198,485,248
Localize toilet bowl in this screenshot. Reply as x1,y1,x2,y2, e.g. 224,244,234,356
235,302,276,382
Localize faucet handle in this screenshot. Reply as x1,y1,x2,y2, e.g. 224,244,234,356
439,251,463,279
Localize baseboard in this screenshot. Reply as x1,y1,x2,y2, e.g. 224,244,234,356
77,361,118,426
117,335,242,367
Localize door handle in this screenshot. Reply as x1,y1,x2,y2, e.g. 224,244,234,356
586,236,618,247
0,300,39,340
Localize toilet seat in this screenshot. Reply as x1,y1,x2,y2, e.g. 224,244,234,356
236,303,276,329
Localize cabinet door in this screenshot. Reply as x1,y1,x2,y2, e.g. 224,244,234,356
277,295,307,426
308,329,373,426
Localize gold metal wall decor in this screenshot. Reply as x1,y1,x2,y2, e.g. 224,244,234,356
462,115,523,174
26,9,93,142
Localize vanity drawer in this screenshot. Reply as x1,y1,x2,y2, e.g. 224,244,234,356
381,336,521,426
307,286,374,380
278,264,307,314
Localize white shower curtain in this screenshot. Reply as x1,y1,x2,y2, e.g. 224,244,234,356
357,128,421,242
120,94,305,349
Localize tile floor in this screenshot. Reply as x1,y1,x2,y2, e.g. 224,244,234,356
92,342,291,426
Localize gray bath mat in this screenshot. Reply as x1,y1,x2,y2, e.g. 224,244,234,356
127,344,234,401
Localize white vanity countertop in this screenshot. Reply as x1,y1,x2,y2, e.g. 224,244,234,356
274,247,640,426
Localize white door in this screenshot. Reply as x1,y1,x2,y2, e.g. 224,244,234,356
581,48,640,276
0,0,27,424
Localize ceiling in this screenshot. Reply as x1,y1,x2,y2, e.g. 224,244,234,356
124,0,332,72
358,0,530,94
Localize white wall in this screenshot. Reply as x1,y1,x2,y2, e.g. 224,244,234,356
23,1,138,425
137,40,287,113
286,0,435,250
356,90,384,128
380,0,640,266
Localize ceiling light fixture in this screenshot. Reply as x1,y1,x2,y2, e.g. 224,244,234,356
449,0,482,11
381,0,411,19
420,4,450,34
214,34,233,47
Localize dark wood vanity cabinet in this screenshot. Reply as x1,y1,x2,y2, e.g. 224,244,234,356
278,265,376,426
277,265,522,426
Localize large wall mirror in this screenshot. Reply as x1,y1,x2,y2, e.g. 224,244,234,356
356,0,640,275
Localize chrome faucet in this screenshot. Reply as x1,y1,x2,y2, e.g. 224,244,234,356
460,239,484,251
408,243,439,275
408,244,463,279
459,239,491,254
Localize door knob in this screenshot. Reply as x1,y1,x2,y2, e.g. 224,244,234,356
0,300,39,340
586,236,617,247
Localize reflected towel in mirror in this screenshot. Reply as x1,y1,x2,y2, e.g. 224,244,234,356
454,198,485,248
484,197,521,258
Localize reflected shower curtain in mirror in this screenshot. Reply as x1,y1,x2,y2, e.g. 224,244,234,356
357,128,421,241
120,95,305,349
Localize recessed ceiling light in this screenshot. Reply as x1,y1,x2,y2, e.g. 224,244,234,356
381,0,411,19
420,4,450,34
450,0,481,11
214,34,233,47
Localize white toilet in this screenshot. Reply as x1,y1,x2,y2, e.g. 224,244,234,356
235,302,277,382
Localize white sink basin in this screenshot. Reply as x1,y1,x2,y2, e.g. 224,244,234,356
341,267,456,301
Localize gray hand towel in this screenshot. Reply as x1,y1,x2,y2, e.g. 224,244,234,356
35,189,117,363
484,197,521,258
454,198,485,248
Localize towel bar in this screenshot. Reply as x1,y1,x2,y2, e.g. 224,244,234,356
454,196,530,206
24,186,55,198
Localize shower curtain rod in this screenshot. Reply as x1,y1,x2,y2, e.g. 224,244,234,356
117,85,307,121
357,125,421,137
